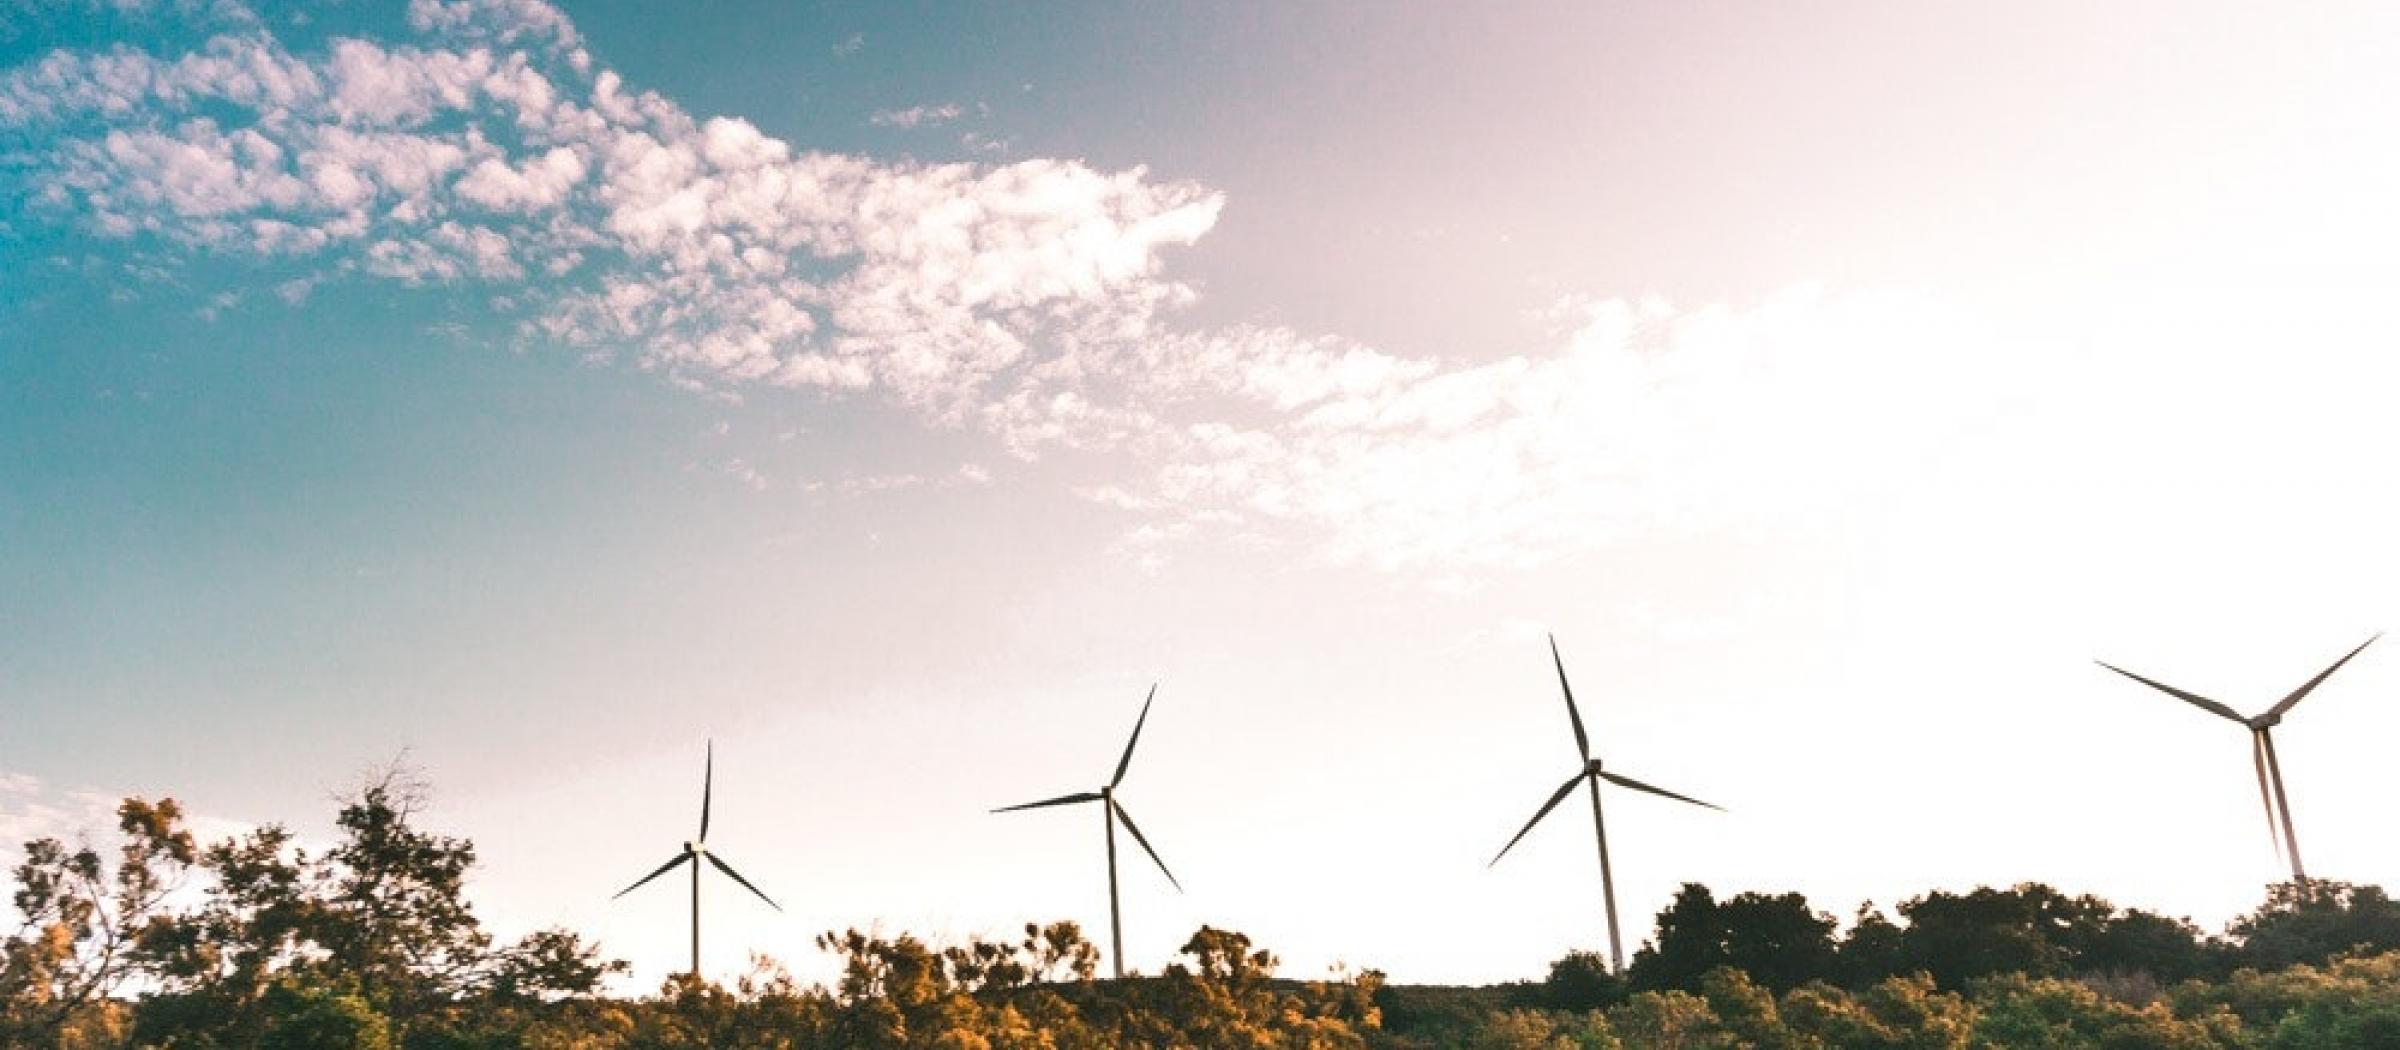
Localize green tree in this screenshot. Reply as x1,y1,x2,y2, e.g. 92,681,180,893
1543,950,1620,1011
1892,884,2113,987
2231,881,2400,971
1628,885,1837,993
1781,975,1976,1050
257,985,393,1050
1836,905,1908,988
1968,974,2234,1050
1605,989,1728,1050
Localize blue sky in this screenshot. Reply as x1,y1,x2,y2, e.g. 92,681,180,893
9,0,2400,988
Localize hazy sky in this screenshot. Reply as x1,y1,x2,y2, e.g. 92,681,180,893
8,0,2400,988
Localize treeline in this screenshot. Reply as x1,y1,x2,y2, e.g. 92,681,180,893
7,781,2400,1049
1380,881,2400,1048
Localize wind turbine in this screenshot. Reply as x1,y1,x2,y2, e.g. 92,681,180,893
993,685,1180,979
1490,635,1723,974
2096,634,2378,883
611,741,782,979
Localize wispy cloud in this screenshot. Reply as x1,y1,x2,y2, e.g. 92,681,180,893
1086,288,2048,575
869,102,962,129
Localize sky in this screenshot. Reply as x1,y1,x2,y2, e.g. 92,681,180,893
7,0,2400,989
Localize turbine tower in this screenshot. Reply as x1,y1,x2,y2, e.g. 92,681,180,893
612,741,782,978
994,685,1181,979
1491,635,1723,974
2096,634,2378,883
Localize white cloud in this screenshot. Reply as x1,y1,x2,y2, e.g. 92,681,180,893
869,102,963,129
1091,288,2048,574
453,145,586,212
5,2,1219,420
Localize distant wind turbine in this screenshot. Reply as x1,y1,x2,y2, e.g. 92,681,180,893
2096,633,2378,883
993,685,1180,980
611,741,782,978
1491,635,1724,974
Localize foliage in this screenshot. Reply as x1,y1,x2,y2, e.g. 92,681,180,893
14,778,2400,1048
2227,880,2400,971
2,798,196,1047
1627,885,1837,994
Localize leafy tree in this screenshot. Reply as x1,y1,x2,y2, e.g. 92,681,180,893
1542,950,1620,1012
256,985,393,1050
1693,968,1800,1050
2069,907,2218,983
130,771,619,1049
1604,989,1727,1050
1781,974,1975,1050
1835,904,1908,988
2230,881,2400,971
1892,884,2113,987
1967,974,2234,1049
1628,885,1837,994
2,798,196,1047
1446,1008,1622,1050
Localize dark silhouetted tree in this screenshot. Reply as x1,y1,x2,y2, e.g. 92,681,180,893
1835,904,1907,988
1892,883,2111,987
2232,880,2400,970
1628,884,1837,993
1543,949,1620,1011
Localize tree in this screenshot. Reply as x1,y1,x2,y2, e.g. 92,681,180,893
1627,885,1837,993
1781,975,1977,1050
1543,950,1620,1011
130,769,621,1049
1836,905,1908,988
2,798,196,1046
1968,974,2232,1049
2070,907,2216,984
256,985,393,1050
2231,881,2400,971
1892,884,2114,987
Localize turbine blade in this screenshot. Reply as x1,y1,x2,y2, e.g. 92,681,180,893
1599,770,1725,812
611,852,690,900
1112,685,1157,789
2094,660,2249,725
706,852,782,912
1551,635,1591,762
2251,732,2284,862
699,740,714,842
992,790,1102,814
2264,634,2379,721
1111,800,1181,892
1490,772,1587,867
